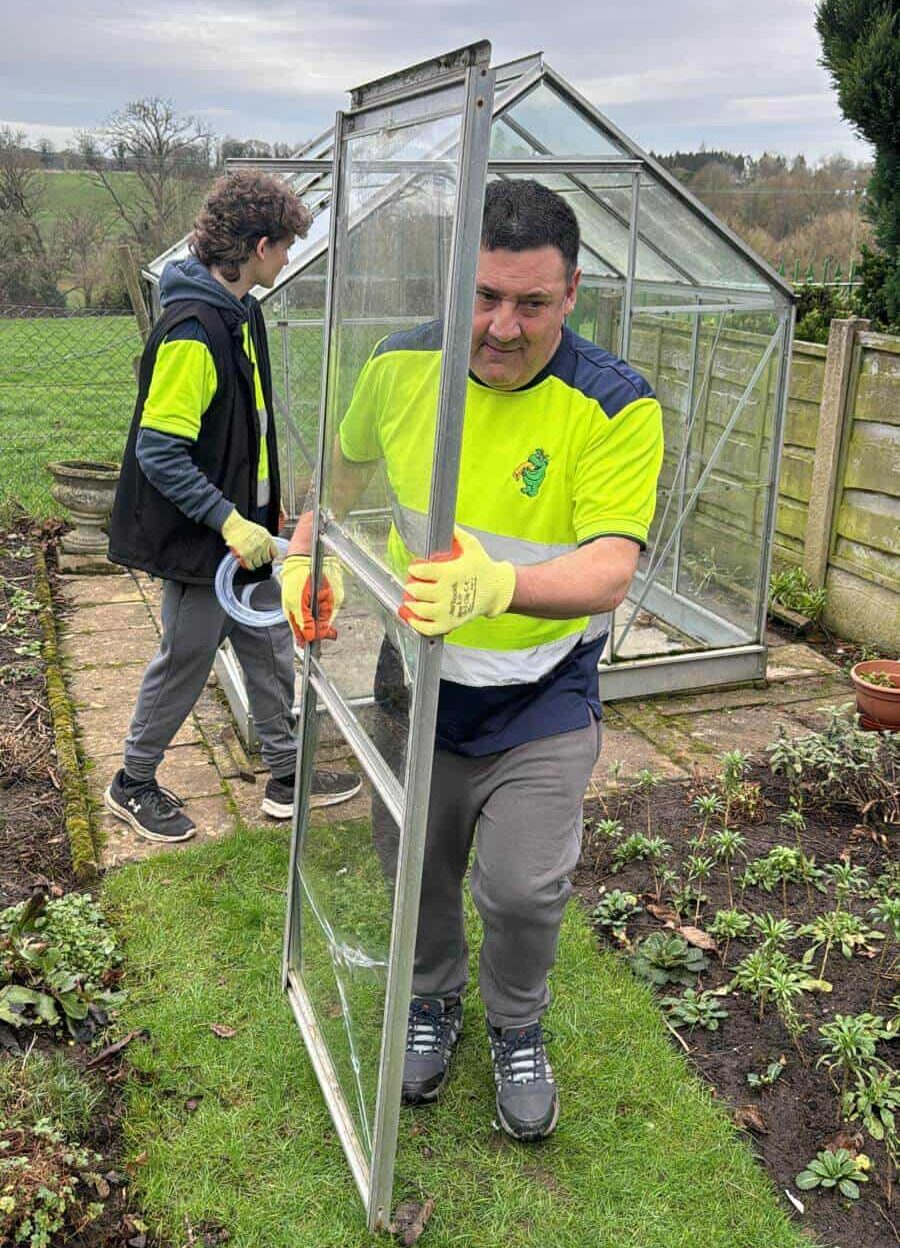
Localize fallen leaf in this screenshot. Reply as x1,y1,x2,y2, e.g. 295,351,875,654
126,1151,148,1174
85,1028,148,1068
185,1096,203,1113
93,1175,111,1199
647,903,679,925
326,1003,343,1019
209,1024,237,1039
677,924,718,952
825,1128,863,1155
733,1105,768,1134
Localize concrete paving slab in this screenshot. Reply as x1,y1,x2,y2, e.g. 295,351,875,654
66,664,146,708
591,722,687,786
788,697,855,731
766,642,841,682
655,675,852,718
64,601,157,636
680,705,814,763
75,703,201,755
57,575,143,607
98,794,234,868
60,626,160,669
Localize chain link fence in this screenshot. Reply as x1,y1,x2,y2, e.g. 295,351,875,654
0,306,142,518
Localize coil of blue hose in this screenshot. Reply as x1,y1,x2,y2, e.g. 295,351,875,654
214,537,290,628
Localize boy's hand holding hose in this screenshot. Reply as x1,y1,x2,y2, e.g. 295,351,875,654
399,527,515,636
221,509,279,570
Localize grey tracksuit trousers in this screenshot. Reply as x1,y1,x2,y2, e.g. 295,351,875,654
371,642,601,1028
123,578,296,783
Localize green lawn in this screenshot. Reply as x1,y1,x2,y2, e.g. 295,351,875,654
0,314,140,517
102,822,811,1248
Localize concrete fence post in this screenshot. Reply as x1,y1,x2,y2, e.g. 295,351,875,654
802,316,869,588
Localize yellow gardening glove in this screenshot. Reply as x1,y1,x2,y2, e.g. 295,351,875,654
280,554,345,645
221,509,279,570
399,527,516,637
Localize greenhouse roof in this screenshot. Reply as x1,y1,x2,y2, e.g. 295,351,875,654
146,52,792,306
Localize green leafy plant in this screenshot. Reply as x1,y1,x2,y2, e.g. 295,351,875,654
660,988,729,1031
824,862,870,907
0,1118,106,1247
0,892,124,1039
740,845,825,914
692,792,724,842
592,889,642,942
670,883,708,920
795,1148,870,1200
709,908,752,964
630,932,709,987
869,895,900,1007
752,912,797,953
708,828,747,908
769,566,826,622
777,801,807,854
593,817,625,843
685,854,714,920
636,769,660,836
817,1012,892,1095
768,711,900,826
862,669,896,689
800,909,884,977
841,1068,899,1145
746,1056,787,1090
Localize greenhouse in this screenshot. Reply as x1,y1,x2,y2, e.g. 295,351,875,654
145,43,795,1233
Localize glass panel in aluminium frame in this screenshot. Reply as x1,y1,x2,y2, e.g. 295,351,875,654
285,46,495,1233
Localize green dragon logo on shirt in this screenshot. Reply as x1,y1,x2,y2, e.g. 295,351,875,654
513,447,550,497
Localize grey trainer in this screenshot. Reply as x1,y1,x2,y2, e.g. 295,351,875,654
401,995,463,1105
488,1020,559,1141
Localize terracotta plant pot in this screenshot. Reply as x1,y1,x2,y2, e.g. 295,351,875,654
850,659,900,733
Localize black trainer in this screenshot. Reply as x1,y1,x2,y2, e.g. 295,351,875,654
103,769,196,843
488,1020,559,1142
261,770,362,819
401,995,463,1105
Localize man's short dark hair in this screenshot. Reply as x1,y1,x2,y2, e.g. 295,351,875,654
481,180,580,277
191,170,312,281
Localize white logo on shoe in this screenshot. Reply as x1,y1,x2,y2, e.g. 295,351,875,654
127,798,141,812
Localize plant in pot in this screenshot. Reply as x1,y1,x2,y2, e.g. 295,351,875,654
850,657,900,732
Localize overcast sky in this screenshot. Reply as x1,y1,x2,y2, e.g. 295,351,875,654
0,0,871,162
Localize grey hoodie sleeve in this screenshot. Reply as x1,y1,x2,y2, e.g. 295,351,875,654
136,428,234,531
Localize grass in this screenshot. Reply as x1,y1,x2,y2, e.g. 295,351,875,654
102,820,811,1248
0,314,141,516
35,171,144,230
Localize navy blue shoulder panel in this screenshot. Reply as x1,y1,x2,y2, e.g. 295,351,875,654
372,319,444,358
547,327,655,419
162,317,211,347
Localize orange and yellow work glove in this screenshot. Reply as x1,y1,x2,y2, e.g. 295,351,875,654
281,554,345,645
221,509,279,570
399,527,516,637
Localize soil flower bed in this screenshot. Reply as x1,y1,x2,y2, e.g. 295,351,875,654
576,727,899,1248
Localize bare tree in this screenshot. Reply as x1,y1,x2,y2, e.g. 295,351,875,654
80,97,214,259
0,127,64,304
55,207,113,307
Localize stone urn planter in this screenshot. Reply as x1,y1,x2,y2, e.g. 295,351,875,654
850,658,900,733
46,459,120,573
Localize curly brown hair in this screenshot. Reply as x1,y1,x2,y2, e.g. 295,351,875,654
190,170,312,280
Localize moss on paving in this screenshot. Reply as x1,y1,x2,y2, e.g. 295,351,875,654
102,824,811,1248
33,545,102,878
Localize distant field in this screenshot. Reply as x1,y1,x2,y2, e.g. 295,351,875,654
35,170,142,230
0,314,141,517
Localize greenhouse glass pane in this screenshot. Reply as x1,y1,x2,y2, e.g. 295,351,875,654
609,307,781,658
637,179,770,290
296,701,397,1163
503,82,628,156
320,118,459,578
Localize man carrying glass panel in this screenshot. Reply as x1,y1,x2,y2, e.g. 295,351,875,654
283,180,663,1141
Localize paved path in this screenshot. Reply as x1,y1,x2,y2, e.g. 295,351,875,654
56,571,853,869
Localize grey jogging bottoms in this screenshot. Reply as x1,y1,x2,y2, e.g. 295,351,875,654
123,578,296,783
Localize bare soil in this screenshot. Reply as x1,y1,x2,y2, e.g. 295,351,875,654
576,769,898,1248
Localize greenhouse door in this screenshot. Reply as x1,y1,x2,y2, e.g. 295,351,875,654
282,45,495,1232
